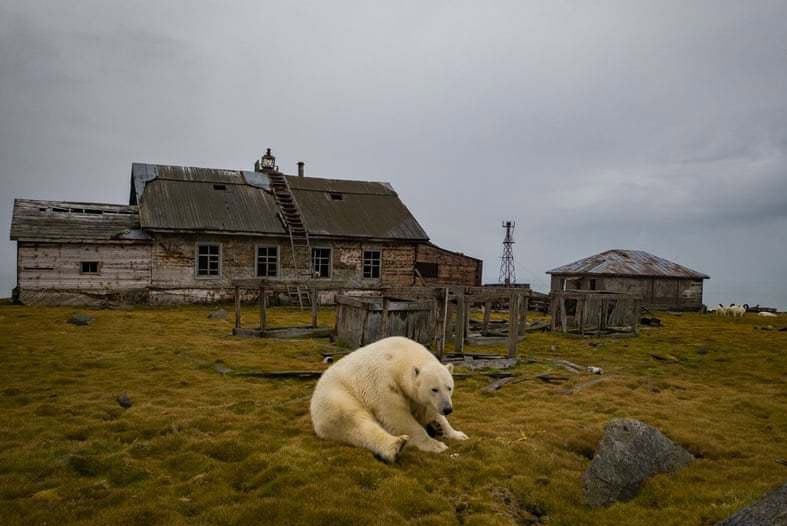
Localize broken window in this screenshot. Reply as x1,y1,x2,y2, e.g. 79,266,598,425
256,246,278,277
415,261,438,278
363,250,381,279
80,261,99,274
312,248,331,278
197,244,220,277
328,192,343,201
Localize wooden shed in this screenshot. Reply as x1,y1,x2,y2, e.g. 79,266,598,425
547,249,709,312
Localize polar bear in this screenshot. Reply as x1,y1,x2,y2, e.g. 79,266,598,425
310,336,468,463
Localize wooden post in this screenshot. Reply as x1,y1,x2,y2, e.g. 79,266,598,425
311,287,318,328
259,287,266,334
482,301,491,336
633,300,640,335
234,286,241,330
578,297,585,336
381,297,390,338
454,288,465,354
431,290,441,354
518,293,526,336
550,296,558,331
559,296,568,333
507,291,520,358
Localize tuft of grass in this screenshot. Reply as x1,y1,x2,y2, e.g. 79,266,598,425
0,305,785,525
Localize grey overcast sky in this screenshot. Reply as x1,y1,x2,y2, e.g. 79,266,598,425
1,1,786,307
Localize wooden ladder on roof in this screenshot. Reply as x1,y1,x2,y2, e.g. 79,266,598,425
267,171,313,309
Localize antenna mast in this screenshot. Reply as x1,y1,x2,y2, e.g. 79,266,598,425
498,221,516,286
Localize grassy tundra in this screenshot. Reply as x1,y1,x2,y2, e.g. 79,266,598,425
0,305,785,525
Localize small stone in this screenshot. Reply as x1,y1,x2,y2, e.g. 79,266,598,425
67,313,95,326
116,393,132,409
207,309,228,320
31,488,61,501
583,418,694,507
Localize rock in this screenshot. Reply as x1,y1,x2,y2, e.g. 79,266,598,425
213,361,232,374
715,482,787,526
115,393,132,409
67,313,95,326
583,418,694,507
207,309,228,320
640,317,662,327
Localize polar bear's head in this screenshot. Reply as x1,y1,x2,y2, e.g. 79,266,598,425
412,362,455,416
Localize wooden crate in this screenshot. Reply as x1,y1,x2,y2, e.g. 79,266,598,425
335,295,434,348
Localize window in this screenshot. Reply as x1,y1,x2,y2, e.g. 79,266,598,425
589,279,597,290
80,261,99,274
328,192,343,201
363,250,381,279
312,247,331,278
196,244,220,277
415,261,438,278
256,246,278,277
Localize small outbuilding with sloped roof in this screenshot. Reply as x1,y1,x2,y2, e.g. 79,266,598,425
547,249,709,311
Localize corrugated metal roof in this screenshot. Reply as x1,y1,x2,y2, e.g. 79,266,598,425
11,199,149,242
130,163,428,240
547,249,709,279
137,179,286,235
286,175,428,240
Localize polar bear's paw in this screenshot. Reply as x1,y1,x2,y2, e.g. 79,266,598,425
417,438,448,453
447,430,469,441
374,434,409,464
425,420,444,438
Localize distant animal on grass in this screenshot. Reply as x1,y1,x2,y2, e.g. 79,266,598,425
728,304,746,318
758,311,778,318
310,336,468,463
715,305,730,316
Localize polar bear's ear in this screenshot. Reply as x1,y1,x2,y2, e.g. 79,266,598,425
445,363,454,374
413,366,420,377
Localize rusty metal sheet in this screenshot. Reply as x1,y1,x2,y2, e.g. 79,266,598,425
547,250,708,279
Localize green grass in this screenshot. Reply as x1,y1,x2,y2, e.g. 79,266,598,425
0,305,785,525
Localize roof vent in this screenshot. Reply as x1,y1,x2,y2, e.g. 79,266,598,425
297,161,304,177
213,184,226,190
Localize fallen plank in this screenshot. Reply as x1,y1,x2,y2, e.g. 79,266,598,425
482,376,522,392
561,375,613,395
649,353,680,363
232,326,334,339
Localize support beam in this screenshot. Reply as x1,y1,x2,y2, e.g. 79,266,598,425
381,297,390,338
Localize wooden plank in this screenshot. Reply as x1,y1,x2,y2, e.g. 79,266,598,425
507,291,520,358
482,301,491,336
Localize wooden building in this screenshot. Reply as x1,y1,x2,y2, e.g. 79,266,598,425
11,149,482,305
547,249,708,311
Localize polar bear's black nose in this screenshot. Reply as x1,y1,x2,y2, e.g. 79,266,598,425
442,406,453,416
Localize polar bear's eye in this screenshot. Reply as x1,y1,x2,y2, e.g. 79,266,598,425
431,388,439,393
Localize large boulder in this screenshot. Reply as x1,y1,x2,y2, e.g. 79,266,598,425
583,418,694,507
716,482,787,526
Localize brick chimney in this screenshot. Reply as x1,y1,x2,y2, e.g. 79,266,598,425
297,161,304,177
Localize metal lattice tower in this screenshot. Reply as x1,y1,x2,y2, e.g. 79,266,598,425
498,221,516,286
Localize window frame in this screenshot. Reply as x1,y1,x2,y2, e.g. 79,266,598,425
79,261,100,274
414,261,439,279
311,246,332,279
255,244,280,278
362,249,382,279
195,242,222,279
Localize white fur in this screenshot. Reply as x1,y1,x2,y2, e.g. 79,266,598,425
758,312,777,318
310,336,468,463
728,305,746,318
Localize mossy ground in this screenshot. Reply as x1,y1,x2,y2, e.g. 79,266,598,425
0,305,785,525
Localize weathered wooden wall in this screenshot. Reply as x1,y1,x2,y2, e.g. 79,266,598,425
17,241,151,305
415,244,482,287
335,296,434,348
550,275,704,311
